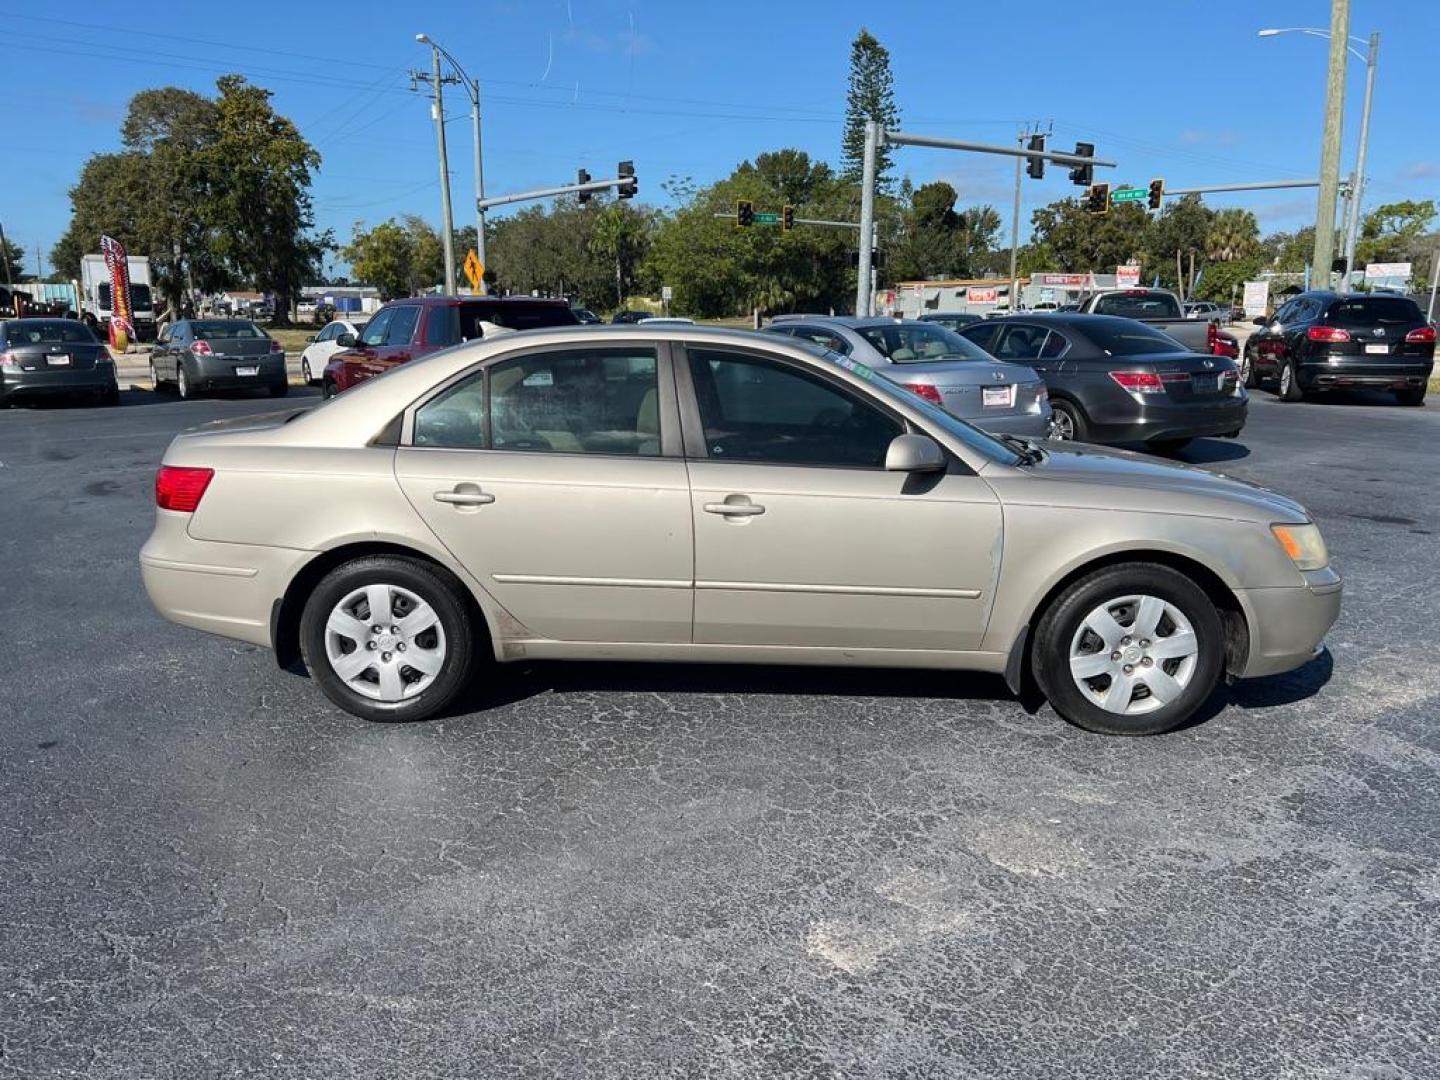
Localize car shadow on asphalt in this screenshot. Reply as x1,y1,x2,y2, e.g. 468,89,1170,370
1169,439,1251,464
1223,647,1335,712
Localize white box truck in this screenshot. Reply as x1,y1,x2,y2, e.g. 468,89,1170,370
80,254,157,341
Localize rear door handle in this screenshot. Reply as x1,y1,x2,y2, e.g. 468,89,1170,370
703,500,765,517
434,485,496,508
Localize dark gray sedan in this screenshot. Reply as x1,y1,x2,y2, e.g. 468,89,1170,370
0,318,118,407
150,319,288,400
960,314,1247,453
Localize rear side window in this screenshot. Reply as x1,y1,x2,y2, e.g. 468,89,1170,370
1326,297,1423,329
1091,293,1183,319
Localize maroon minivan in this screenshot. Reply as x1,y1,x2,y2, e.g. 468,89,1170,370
322,296,579,397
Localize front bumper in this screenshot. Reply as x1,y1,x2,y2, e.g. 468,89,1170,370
1235,565,1342,678
1,366,117,402
140,510,312,648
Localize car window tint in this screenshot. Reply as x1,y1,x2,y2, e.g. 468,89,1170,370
687,348,901,468
359,309,393,345
457,301,578,336
385,306,420,346
1081,322,1187,356
1326,297,1424,329
488,348,661,455
413,370,488,449
856,322,991,364
192,320,263,339
1091,293,1183,319
427,306,462,347
996,325,1047,360
1039,330,1068,358
3,320,97,344
960,323,1002,353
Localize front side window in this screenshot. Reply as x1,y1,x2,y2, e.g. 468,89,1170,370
687,348,901,468
385,306,421,346
359,309,393,346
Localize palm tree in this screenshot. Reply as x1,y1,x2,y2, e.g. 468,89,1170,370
1206,209,1260,262
587,204,648,309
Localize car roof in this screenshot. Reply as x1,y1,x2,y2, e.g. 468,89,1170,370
383,295,571,308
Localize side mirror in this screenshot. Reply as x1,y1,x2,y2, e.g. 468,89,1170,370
305,334,317,343
336,333,357,348
1252,316,1269,327
885,433,947,474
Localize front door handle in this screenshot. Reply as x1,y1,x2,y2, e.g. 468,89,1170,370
703,499,765,517
434,484,496,508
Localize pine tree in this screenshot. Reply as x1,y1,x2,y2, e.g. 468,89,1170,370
841,29,900,190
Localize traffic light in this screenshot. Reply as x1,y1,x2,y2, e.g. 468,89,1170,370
1086,183,1111,215
617,160,637,199
1147,178,1164,211
1068,142,1095,187
737,199,754,227
782,204,795,231
576,168,592,204
1026,134,1046,180
849,249,884,268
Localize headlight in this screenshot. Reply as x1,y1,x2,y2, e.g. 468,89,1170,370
1271,523,1329,571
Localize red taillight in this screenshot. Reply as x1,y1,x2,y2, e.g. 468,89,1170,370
909,383,944,405
1206,321,1218,352
0,351,17,369
269,339,285,353
155,466,214,512
190,339,213,355
1405,326,1436,344
1109,371,1165,393
1307,326,1350,343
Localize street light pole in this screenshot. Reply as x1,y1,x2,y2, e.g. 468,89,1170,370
1342,31,1379,286
1312,0,1350,288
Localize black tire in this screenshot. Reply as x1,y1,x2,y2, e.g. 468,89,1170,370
1148,437,1192,455
1395,387,1426,407
268,380,290,398
321,379,337,400
1031,562,1225,736
301,357,313,385
149,358,166,391
1278,360,1304,401
1239,346,1257,389
176,361,196,401
1049,399,1087,442
299,555,477,723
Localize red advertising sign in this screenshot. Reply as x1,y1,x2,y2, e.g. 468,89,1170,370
1035,273,1087,286
968,287,999,303
100,234,133,350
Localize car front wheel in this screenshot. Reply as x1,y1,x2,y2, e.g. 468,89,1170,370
1032,562,1225,735
1239,347,1257,389
299,556,477,722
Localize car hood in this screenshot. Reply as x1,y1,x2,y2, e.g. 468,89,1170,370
982,441,1309,523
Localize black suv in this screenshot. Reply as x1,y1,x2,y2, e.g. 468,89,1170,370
1244,292,1435,405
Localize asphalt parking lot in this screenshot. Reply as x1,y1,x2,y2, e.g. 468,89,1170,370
3,386,1438,1078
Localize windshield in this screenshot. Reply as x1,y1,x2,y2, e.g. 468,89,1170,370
193,320,266,339
97,283,153,311
3,320,98,345
1326,297,1423,329
857,322,996,364
822,350,1024,466
1082,320,1188,356
1092,292,1182,320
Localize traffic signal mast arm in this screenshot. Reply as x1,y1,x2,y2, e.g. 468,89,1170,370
477,166,637,212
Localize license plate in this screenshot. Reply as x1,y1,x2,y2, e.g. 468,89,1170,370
46,354,70,366
982,385,1014,408
1192,374,1218,392
236,365,260,376
1365,344,1389,355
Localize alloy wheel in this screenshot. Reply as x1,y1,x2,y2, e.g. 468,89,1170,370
1279,364,1292,397
1051,408,1075,440
324,583,447,703
1067,594,1199,716
301,357,312,384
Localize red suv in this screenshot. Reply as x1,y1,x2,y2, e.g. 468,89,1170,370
321,296,579,397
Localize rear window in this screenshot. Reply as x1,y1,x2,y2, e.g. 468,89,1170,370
856,322,995,364
1082,321,1187,356
192,321,266,340
1091,293,1183,320
2,320,97,345
1325,297,1423,329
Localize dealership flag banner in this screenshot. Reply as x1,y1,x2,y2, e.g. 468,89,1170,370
100,234,133,351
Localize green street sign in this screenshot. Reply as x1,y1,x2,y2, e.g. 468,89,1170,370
1111,187,1146,203
753,211,780,224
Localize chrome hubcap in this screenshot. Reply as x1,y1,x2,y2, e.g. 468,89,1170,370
1280,365,1291,393
1069,594,1198,716
324,583,446,703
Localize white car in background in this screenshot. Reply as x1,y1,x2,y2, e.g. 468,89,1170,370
299,319,368,385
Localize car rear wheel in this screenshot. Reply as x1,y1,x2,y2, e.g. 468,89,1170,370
149,358,165,390
1032,562,1224,736
176,362,196,401
1395,387,1426,407
299,556,476,723
1278,360,1304,401
1049,400,1086,441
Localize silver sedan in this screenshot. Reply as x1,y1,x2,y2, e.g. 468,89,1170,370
767,316,1051,436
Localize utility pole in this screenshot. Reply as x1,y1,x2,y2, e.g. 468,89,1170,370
416,43,458,295
0,219,12,287
1312,0,1350,286
471,79,486,292
1008,129,1024,314
1342,31,1379,287
855,120,879,317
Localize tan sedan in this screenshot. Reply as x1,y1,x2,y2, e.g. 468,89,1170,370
141,326,1340,735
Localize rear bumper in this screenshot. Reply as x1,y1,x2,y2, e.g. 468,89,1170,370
1,367,117,402
1235,566,1342,678
973,406,1052,438
1298,360,1432,390
1087,393,1248,444
140,510,312,648
191,356,287,391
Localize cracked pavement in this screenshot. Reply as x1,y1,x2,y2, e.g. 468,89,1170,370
1,386,1437,1078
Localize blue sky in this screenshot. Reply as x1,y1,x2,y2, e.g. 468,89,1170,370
5,0,1437,277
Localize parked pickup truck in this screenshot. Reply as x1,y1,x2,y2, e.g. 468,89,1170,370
1074,288,1221,353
